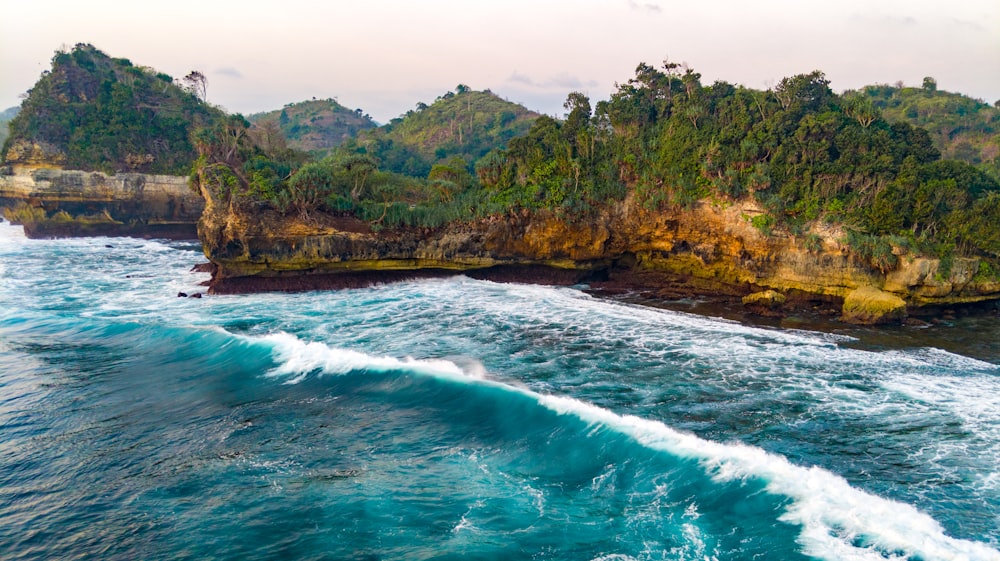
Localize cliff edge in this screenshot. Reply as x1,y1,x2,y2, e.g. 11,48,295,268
1,165,203,239
198,191,1000,324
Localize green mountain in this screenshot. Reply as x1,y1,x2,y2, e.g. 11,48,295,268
338,87,539,177
857,82,1000,178
0,106,18,149
2,43,226,174
247,98,377,155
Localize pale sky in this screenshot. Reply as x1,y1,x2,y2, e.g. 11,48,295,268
2,0,998,123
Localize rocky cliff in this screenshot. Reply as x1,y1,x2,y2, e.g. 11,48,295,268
0,164,203,239
198,189,1000,324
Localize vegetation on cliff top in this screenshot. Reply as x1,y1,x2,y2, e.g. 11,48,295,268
194,62,999,273
247,99,377,155
2,44,226,174
194,87,539,228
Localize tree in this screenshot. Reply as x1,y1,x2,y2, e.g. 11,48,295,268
182,71,208,101
563,92,592,158
337,153,378,200
922,76,937,93
774,71,832,112
842,92,879,128
283,162,333,217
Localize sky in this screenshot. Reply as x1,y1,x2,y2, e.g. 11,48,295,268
2,0,998,123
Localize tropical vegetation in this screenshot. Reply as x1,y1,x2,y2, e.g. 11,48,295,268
2,43,226,174
195,63,1000,271
247,98,377,155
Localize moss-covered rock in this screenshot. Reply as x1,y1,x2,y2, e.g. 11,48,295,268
841,286,907,325
742,289,786,308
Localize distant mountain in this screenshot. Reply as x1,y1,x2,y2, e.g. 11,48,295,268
0,106,18,148
2,43,226,174
339,87,539,177
857,82,999,178
248,98,377,155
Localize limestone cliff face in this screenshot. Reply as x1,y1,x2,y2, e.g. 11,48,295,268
199,192,1000,318
0,166,203,238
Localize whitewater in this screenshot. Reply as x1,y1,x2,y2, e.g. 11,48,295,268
0,220,998,560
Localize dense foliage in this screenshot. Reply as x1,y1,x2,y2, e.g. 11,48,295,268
195,62,1000,268
247,98,377,155
476,65,1000,263
193,110,494,229
857,81,1000,180
2,44,226,174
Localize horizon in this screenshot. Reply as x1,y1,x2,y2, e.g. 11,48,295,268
2,1,998,123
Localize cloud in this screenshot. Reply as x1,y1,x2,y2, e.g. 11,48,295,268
627,0,661,13
508,71,535,86
506,71,598,90
951,17,988,33
214,66,243,79
848,13,917,27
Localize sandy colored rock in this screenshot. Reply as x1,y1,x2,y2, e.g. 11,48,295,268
742,290,787,309
842,286,907,325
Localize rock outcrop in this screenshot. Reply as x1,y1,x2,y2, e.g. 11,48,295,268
841,286,909,325
0,166,203,239
197,190,1000,322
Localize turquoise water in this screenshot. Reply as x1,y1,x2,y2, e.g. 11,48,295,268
1,220,998,560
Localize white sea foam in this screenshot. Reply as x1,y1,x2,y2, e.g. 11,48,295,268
540,393,1000,561
261,332,1000,561
261,331,474,384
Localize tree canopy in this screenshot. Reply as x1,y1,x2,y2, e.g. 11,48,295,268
2,44,227,174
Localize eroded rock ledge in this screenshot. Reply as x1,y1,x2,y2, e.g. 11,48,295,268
199,193,1000,324
0,165,203,239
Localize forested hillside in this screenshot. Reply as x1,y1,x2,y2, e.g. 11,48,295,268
857,80,1000,180
2,43,226,174
337,87,539,177
191,62,1000,269
0,107,17,150
248,99,376,155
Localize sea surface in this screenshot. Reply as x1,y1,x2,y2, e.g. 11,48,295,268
1,220,998,561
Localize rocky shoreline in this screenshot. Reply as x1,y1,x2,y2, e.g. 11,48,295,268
196,188,1000,325
0,165,203,240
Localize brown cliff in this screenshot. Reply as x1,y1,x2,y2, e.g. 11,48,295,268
0,165,204,239
198,190,1000,323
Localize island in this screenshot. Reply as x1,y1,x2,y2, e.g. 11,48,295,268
5,45,1000,324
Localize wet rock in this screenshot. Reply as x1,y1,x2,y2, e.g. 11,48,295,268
842,286,907,325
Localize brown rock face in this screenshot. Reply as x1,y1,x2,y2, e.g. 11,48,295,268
3,140,68,169
197,193,1000,321
0,167,203,239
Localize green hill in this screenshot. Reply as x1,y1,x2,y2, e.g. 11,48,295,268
857,81,1000,179
247,98,377,155
338,87,539,177
0,106,17,149
2,43,226,174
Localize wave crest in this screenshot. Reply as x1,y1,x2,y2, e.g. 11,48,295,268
259,332,1000,561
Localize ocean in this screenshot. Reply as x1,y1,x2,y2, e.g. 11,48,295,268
0,220,998,561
